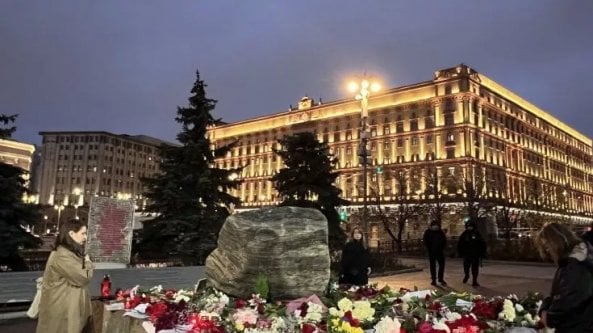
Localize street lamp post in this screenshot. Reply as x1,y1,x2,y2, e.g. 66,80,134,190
72,188,82,219
54,204,65,231
348,78,381,246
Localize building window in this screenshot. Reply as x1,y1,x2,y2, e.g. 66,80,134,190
383,126,390,135
424,117,434,129
346,131,352,140
444,114,455,126
410,119,418,131
426,135,433,144
412,137,419,146
396,122,404,133
446,132,455,143
397,138,404,147
446,148,455,159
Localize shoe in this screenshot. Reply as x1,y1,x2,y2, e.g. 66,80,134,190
439,280,447,286
430,280,437,286
472,281,480,287
463,276,469,284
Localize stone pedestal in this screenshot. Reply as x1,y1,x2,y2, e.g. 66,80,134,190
205,206,330,299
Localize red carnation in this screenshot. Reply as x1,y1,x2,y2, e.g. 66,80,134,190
146,301,168,322
235,298,247,309
302,323,317,333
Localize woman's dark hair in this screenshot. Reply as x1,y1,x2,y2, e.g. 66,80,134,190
53,219,87,258
535,222,582,264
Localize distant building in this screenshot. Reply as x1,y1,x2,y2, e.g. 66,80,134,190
207,64,593,241
29,146,43,194
0,138,36,173
38,131,174,208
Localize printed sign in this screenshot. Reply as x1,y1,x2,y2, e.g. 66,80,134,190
86,197,135,265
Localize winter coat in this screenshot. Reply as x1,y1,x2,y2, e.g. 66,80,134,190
457,229,486,259
423,229,447,255
36,246,94,333
539,242,593,333
582,230,593,247
340,240,370,285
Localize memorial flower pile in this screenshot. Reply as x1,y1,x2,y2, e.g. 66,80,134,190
113,283,545,333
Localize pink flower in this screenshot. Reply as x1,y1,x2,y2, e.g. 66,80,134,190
232,308,258,325
417,322,433,333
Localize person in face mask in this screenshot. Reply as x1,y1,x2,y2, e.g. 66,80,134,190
457,217,486,287
423,220,447,286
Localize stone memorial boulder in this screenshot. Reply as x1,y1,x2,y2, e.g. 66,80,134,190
205,206,330,299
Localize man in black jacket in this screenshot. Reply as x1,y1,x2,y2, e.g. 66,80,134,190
423,220,447,286
457,218,486,287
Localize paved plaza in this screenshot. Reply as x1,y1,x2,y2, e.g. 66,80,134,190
0,258,556,332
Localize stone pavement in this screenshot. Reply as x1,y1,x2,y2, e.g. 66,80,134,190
372,257,555,297
0,259,556,332
0,266,204,303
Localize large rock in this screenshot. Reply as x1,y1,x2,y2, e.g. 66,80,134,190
205,206,330,299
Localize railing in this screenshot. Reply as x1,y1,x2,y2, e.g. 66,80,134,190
370,237,542,262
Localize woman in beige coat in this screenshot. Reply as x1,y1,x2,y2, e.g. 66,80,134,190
36,219,94,333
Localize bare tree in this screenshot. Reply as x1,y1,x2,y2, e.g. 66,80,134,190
462,163,497,218
424,166,456,225
369,169,423,252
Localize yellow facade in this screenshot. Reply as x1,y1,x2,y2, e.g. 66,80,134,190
208,65,593,219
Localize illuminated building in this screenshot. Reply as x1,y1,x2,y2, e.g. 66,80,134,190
209,64,593,237
38,131,172,208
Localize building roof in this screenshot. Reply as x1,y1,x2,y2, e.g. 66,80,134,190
38,131,178,147
210,64,592,146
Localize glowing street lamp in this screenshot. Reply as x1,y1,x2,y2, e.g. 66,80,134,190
54,204,65,231
347,77,381,246
72,188,82,219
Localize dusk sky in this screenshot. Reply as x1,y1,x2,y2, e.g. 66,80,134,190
2,1,593,146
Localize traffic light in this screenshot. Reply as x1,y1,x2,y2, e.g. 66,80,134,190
339,209,348,222
376,166,383,174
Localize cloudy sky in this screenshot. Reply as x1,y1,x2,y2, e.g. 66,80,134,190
2,1,592,145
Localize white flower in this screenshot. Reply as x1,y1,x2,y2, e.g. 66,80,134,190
352,300,375,322
515,303,524,313
498,299,517,322
271,316,287,331
337,298,354,312
401,303,409,312
304,302,324,323
150,285,163,293
328,307,342,317
444,311,462,322
374,316,401,333
432,320,451,333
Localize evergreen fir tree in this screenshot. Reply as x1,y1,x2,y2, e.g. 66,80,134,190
138,71,242,264
272,132,347,252
0,114,42,270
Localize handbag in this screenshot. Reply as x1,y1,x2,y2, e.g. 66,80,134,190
26,277,43,319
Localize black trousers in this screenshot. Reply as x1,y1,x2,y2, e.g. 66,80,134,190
428,252,445,282
463,257,480,282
